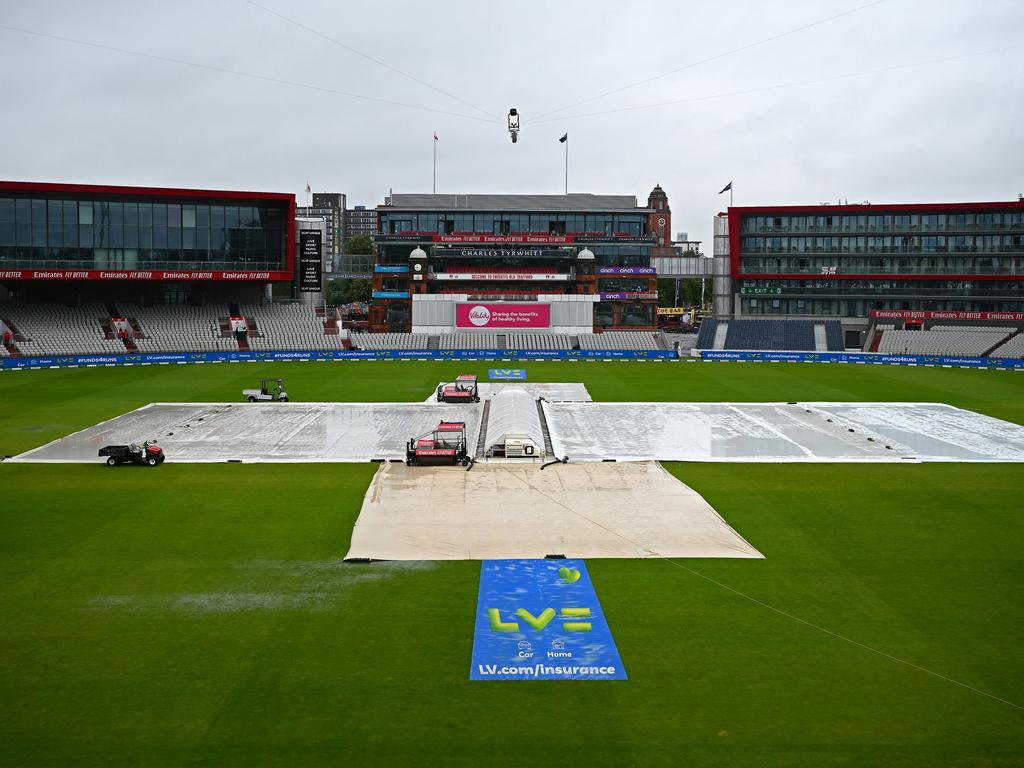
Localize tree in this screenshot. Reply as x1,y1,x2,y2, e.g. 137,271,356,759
657,278,704,308
656,249,708,308
325,278,371,306
344,235,375,255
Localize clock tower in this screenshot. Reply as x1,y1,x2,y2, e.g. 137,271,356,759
647,184,673,256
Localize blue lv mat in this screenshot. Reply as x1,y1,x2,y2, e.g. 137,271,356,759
470,559,627,681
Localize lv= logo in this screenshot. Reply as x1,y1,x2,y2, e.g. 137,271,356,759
487,607,592,633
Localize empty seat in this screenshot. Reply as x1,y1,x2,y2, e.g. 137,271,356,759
877,327,1016,356
989,334,1024,359
578,332,663,350
719,319,817,351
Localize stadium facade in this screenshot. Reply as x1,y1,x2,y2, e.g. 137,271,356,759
0,181,297,306
369,188,672,333
714,200,1024,332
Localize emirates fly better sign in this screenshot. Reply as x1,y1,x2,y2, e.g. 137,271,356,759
456,303,551,329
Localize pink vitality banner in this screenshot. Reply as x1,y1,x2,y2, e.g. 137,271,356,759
456,303,551,329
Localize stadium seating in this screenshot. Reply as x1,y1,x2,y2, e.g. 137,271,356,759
824,320,844,351
695,318,843,352
723,319,817,351
579,331,663,351
989,333,1024,358
694,319,720,350
1,303,125,356
506,333,573,350
0,303,674,356
437,333,500,349
876,327,1015,356
349,332,430,350
123,304,238,354
929,325,1016,334
240,304,349,351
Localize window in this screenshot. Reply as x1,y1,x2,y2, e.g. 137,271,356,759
14,199,31,247
163,284,191,306
63,201,78,247
598,278,649,293
0,198,14,246
948,213,973,230
620,303,653,326
896,235,917,253
31,200,46,246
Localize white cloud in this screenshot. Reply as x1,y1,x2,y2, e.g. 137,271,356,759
0,0,1021,247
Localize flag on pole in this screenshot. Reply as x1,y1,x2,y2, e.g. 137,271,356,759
559,133,568,143
305,181,312,194
718,181,732,194
434,132,438,142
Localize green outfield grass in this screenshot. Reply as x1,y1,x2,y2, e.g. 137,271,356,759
1,361,1022,766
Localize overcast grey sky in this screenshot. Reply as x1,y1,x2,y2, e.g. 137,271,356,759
1,0,1022,246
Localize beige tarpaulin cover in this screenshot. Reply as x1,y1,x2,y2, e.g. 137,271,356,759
345,461,763,561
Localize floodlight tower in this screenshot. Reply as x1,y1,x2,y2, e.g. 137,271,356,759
508,108,520,143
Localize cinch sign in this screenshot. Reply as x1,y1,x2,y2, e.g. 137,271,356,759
456,303,550,329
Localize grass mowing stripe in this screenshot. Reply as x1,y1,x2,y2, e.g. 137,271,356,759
2,361,1022,767
495,463,1023,713
660,558,1024,712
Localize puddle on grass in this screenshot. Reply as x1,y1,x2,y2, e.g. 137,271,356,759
85,559,435,614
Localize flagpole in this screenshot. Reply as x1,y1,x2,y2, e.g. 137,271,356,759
433,133,437,194
564,137,568,195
